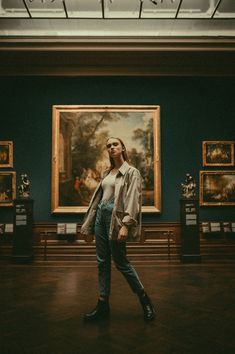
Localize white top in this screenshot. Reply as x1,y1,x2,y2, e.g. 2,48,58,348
101,172,116,201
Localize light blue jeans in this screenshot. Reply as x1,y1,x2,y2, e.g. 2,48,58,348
94,200,144,297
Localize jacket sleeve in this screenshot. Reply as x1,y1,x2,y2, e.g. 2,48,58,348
80,208,97,235
121,169,142,227
80,182,103,235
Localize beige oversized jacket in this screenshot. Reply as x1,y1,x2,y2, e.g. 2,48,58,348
80,161,142,241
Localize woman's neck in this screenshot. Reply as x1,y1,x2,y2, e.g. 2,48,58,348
112,157,125,170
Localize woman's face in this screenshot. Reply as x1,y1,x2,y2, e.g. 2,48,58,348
106,138,124,159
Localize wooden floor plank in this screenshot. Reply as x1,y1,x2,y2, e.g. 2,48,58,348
0,263,235,354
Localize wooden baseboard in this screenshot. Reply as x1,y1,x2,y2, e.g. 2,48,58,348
1,222,235,262
32,221,181,244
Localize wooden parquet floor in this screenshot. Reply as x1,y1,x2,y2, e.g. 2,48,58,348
0,263,235,354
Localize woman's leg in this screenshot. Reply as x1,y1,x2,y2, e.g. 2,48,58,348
110,240,144,294
94,205,112,298
83,203,111,321
110,240,155,321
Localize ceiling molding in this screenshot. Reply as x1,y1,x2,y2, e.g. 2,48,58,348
0,37,234,76
1,36,235,51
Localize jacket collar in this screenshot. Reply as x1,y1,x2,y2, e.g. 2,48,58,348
118,161,130,175
103,161,130,178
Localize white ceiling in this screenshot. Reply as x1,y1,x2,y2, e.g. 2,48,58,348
0,0,234,37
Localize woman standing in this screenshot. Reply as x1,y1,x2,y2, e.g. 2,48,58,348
81,137,155,321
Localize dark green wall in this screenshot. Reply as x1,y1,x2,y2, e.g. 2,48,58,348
1,76,235,223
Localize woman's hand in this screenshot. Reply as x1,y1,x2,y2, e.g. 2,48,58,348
117,225,128,242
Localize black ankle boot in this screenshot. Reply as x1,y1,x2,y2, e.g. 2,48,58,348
83,299,110,322
138,292,156,321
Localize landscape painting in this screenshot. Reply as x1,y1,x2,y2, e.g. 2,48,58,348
200,171,235,206
51,105,161,213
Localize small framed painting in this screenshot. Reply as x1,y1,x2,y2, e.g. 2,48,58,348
0,141,13,168
0,171,16,206
200,170,235,206
202,141,234,167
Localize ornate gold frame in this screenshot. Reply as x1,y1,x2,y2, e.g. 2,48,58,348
0,171,16,207
0,141,13,168
200,170,235,206
202,141,234,167
51,105,161,214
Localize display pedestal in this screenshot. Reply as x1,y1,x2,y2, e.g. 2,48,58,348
12,198,34,263
180,198,201,263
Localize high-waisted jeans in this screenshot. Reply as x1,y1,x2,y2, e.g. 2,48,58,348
94,200,144,297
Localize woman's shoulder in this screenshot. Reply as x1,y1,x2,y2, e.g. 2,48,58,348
127,164,141,177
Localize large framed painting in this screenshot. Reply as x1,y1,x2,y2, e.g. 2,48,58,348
200,170,235,206
0,141,13,168
0,171,16,207
51,105,161,213
202,141,234,167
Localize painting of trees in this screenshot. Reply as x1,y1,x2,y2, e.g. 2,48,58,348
52,106,161,213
